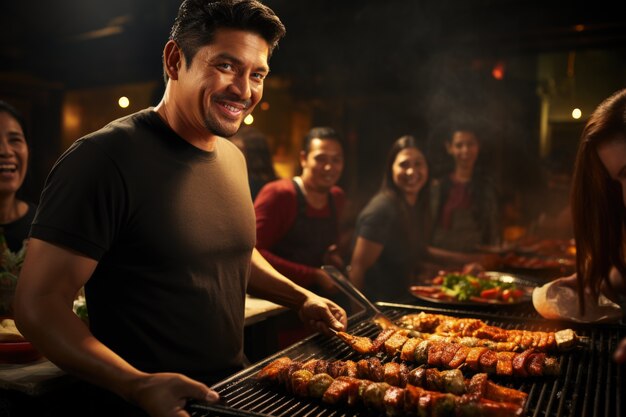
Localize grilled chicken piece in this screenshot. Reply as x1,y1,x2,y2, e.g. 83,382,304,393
400,337,421,361
322,376,360,405
496,352,516,376
399,312,579,352
383,386,405,417
372,328,397,352
384,330,409,355
255,356,291,381
336,332,373,354
382,362,410,387
449,345,471,369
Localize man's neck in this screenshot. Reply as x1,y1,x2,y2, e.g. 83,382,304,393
294,176,329,209
154,100,218,152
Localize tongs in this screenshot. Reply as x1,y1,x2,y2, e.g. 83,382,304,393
321,265,398,330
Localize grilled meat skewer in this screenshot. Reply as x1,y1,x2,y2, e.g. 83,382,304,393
256,357,526,417
336,328,560,376
388,313,578,351
279,356,528,405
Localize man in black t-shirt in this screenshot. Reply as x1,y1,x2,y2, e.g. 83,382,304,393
14,2,347,417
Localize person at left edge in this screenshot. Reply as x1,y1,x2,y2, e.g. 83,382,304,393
14,2,347,417
0,100,36,252
254,127,346,299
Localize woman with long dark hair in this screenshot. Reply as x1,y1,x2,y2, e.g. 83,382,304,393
349,135,430,302
533,88,626,362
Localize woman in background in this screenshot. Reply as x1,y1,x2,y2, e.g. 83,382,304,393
0,100,35,252
349,135,430,302
430,126,500,252
532,88,626,362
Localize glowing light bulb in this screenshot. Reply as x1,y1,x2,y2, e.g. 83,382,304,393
244,114,254,125
118,96,130,108
572,108,582,119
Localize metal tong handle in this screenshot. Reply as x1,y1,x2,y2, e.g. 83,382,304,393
322,265,382,316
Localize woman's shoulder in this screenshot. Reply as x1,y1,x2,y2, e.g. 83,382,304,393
360,192,399,216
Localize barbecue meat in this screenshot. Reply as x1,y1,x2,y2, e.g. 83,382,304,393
337,329,560,376
257,357,528,408
399,312,578,352
308,373,334,399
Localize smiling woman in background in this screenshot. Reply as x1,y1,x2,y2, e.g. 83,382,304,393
349,135,431,302
0,100,36,253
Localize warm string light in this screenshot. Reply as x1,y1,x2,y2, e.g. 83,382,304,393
118,96,130,108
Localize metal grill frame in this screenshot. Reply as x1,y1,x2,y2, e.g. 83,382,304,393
189,302,626,417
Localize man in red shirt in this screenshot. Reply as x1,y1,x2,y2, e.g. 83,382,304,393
254,127,346,298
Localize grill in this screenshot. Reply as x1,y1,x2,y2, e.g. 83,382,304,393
188,302,625,417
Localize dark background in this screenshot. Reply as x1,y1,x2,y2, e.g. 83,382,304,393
1,0,626,223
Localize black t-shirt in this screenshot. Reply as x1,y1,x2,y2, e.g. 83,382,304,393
2,202,36,252
31,109,256,383
353,192,427,303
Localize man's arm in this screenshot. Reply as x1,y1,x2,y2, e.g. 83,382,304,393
247,248,347,335
14,238,214,417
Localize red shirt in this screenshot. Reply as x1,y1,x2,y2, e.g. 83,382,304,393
254,178,345,286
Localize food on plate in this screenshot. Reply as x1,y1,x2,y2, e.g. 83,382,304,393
395,312,579,352
335,328,561,376
256,356,527,416
0,318,25,342
411,272,531,304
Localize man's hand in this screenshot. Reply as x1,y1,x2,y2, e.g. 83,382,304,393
322,244,345,270
614,338,626,364
297,294,347,337
129,372,219,417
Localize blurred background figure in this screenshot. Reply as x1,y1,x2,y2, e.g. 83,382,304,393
0,100,36,317
349,135,431,303
0,100,36,252
430,124,501,252
230,127,278,201
254,127,346,299
532,89,626,363
254,126,347,346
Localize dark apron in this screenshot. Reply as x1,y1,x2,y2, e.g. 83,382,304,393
271,179,338,270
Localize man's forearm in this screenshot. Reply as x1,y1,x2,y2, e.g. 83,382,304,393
15,295,146,402
247,248,311,310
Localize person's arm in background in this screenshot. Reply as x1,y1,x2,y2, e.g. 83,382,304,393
481,178,502,246
246,248,347,335
14,239,215,417
426,246,501,273
348,236,383,290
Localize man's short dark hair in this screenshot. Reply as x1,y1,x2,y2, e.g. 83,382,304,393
302,127,343,155
165,0,286,83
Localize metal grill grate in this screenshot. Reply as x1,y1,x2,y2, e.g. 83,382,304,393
189,303,626,417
